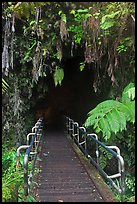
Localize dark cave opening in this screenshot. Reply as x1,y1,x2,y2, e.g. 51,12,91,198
31,55,111,130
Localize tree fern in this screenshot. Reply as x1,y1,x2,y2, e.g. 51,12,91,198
84,83,135,140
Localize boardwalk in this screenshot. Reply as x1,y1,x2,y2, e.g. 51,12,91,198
34,129,116,202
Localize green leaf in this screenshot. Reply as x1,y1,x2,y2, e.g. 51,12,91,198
70,10,75,15
77,9,89,13
124,102,135,123
111,108,121,134
79,62,85,71
101,21,114,30
84,90,135,140
58,10,62,15
84,13,92,19
99,117,111,139
122,82,135,103
29,20,35,26
42,48,47,57
101,11,120,24
95,126,101,134
61,13,67,23
53,67,64,86
127,87,135,100
23,40,36,61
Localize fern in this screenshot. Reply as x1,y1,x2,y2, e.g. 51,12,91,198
84,83,135,140
122,82,135,103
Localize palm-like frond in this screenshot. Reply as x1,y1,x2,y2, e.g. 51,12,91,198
84,83,135,140
122,82,135,103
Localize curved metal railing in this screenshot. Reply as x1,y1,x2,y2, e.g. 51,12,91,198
16,117,44,196
65,116,125,202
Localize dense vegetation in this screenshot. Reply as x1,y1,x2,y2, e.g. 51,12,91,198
2,2,135,202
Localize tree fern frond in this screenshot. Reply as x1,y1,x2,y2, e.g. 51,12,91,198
85,112,106,126
120,102,135,123
87,100,122,123
111,108,122,134
105,111,115,132
116,111,127,131
99,117,111,140
93,121,99,129
122,82,135,103
84,81,135,141
127,87,135,100
88,112,106,118
95,126,102,134
84,96,135,140
125,102,135,123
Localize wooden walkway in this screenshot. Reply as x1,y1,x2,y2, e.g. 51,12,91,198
34,130,116,202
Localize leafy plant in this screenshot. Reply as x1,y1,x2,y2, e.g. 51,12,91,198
116,37,134,54
23,39,37,62
2,146,24,202
18,188,37,202
2,168,23,202
98,146,113,169
68,8,91,44
84,83,135,141
100,11,120,31
2,144,37,202
2,146,17,170
113,175,135,202
125,175,135,195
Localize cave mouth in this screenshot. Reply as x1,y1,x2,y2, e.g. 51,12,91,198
32,55,111,131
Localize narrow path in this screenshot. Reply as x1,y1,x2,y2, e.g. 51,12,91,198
34,130,104,202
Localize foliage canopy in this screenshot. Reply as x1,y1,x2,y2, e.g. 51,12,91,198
2,2,135,90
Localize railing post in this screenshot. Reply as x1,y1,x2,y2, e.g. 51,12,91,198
16,145,30,168
73,122,79,144
70,119,73,138
64,116,125,200
16,117,43,197
27,133,35,145
77,124,80,144
88,133,99,165
117,154,125,202
68,118,70,136
24,154,29,196
72,121,75,141
79,127,87,152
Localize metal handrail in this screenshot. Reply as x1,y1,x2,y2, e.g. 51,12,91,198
16,117,43,196
65,116,125,202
